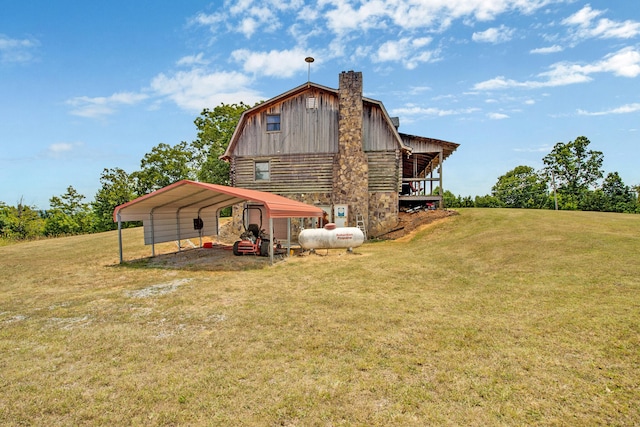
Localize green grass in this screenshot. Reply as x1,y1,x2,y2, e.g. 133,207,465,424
1,209,639,425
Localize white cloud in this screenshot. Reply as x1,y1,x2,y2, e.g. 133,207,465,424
150,68,262,112
66,92,149,118
176,53,208,67
562,5,640,40
474,46,640,90
530,45,564,54
0,34,39,63
577,103,640,116
45,142,84,158
320,0,559,34
231,48,312,78
488,112,509,120
323,1,389,35
374,37,436,69
472,25,515,44
192,3,282,38
391,105,481,117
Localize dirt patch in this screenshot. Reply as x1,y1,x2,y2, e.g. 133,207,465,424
376,209,458,240
126,210,457,271
140,244,274,271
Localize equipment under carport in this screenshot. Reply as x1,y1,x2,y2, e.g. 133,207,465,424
232,206,284,256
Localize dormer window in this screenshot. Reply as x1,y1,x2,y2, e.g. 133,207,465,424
266,114,281,132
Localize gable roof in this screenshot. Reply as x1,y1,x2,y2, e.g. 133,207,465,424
221,81,410,160
113,180,323,222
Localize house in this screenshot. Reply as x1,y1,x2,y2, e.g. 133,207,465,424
221,70,459,238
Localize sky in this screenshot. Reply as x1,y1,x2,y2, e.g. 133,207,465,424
1,0,639,209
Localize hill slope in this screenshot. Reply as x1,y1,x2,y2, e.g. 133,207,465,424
1,209,639,425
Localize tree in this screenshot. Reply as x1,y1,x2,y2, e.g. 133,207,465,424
191,103,251,185
0,199,44,240
542,136,604,208
43,186,93,236
92,168,137,231
492,165,549,208
601,172,635,213
474,194,504,208
131,141,195,195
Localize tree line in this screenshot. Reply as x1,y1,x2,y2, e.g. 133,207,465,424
2,110,638,242
442,136,639,213
0,103,250,241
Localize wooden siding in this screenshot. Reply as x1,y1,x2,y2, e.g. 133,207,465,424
233,152,399,194
363,105,400,151
233,153,335,194
367,151,400,192
234,89,339,156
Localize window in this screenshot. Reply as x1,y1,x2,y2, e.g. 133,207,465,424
306,97,318,109
266,114,280,132
255,161,270,181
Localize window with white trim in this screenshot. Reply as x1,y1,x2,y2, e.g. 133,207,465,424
255,161,270,181
266,114,281,132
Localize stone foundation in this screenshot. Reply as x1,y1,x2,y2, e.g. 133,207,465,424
368,192,399,238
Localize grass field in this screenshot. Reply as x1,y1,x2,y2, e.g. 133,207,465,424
1,208,639,426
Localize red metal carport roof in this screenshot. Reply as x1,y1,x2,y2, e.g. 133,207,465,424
113,180,323,222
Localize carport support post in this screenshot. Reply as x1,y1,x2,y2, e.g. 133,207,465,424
269,217,274,265
287,218,291,257
117,212,123,264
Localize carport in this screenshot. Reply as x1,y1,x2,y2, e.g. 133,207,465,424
113,180,324,264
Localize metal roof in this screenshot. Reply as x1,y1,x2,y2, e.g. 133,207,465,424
113,180,324,222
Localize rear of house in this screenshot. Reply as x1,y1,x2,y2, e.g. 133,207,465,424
222,70,459,238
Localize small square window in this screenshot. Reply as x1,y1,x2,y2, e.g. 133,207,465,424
266,114,280,132
255,161,270,181
306,97,318,109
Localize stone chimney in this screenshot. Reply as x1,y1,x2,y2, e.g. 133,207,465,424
332,71,369,227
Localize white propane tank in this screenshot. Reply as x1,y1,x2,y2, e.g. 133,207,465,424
298,223,365,250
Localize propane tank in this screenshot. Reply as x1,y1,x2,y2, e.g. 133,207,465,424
298,223,365,250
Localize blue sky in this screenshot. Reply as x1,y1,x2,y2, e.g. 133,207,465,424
1,0,639,209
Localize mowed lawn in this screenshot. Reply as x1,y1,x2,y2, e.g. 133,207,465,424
1,209,639,426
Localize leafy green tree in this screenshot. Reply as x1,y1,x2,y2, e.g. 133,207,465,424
0,199,44,240
474,194,504,208
601,172,635,213
92,168,137,231
542,136,604,208
578,189,607,212
191,103,251,185
492,165,549,208
131,141,195,195
44,186,94,236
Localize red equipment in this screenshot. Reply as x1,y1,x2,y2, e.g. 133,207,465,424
232,207,283,256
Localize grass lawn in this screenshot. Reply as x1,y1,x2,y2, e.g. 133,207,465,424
1,208,639,426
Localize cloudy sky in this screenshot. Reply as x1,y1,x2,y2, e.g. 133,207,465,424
1,0,639,208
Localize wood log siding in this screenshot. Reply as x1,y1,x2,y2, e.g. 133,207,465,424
367,151,400,192
233,154,335,193
232,151,399,194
